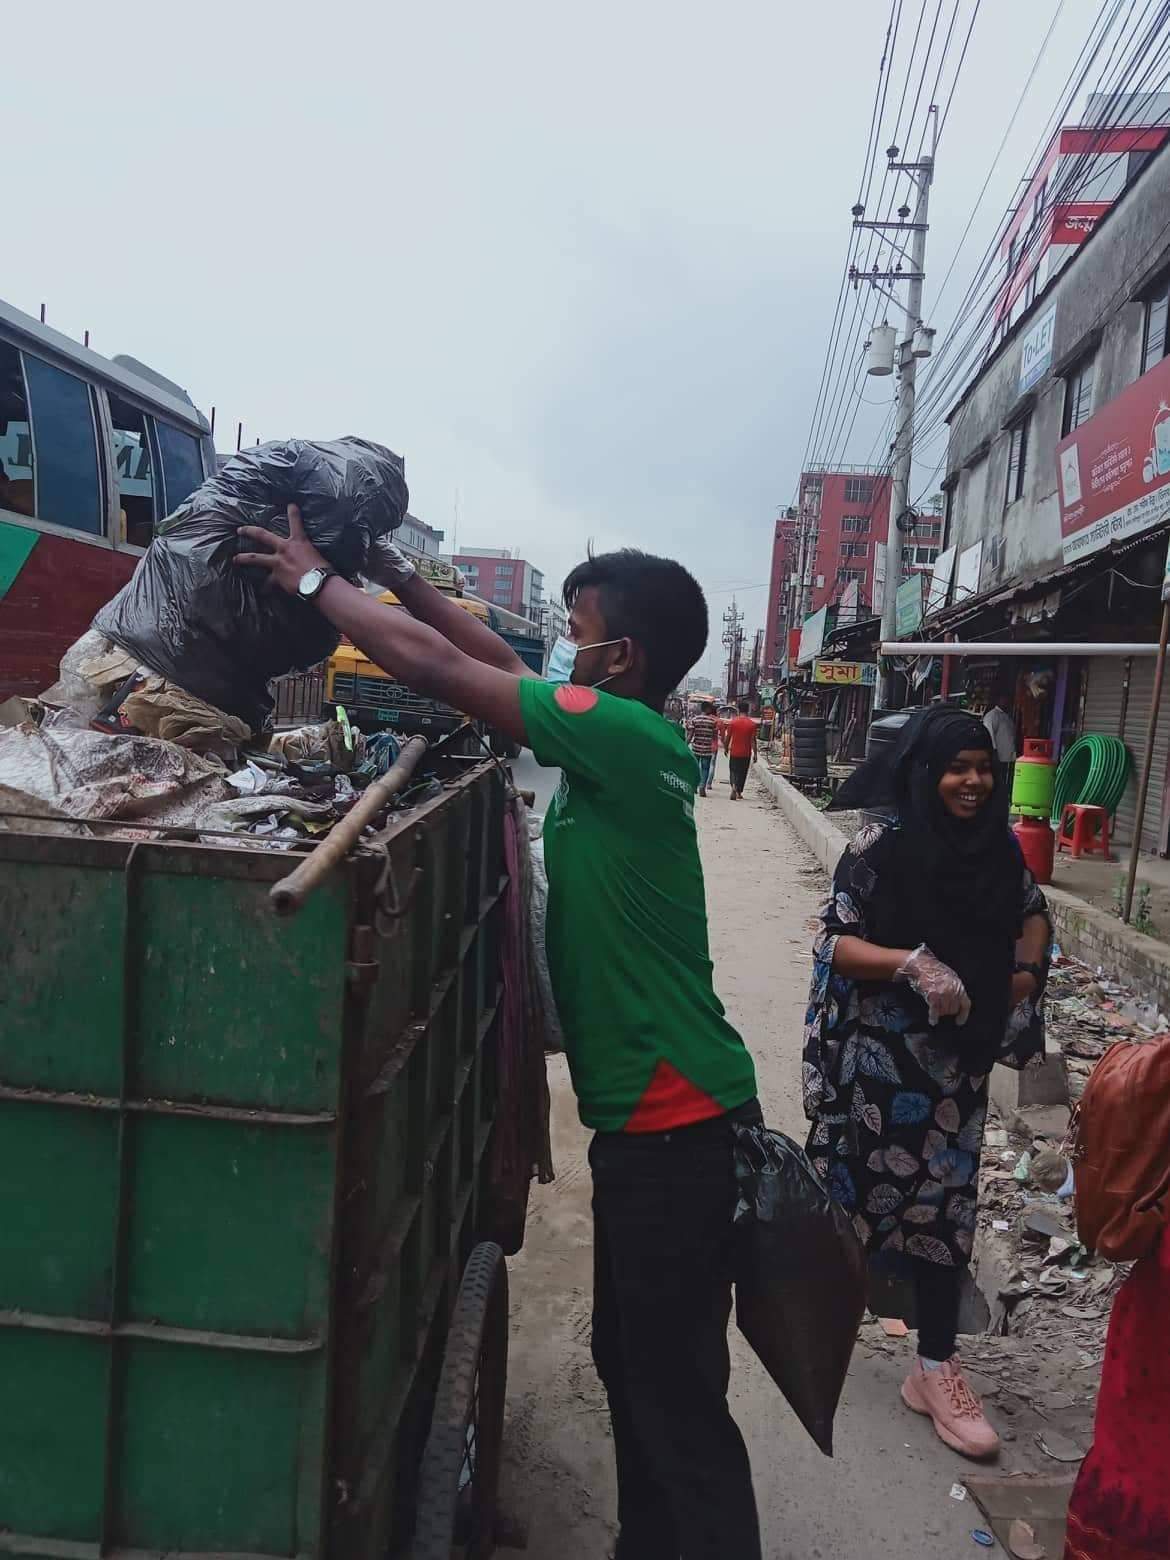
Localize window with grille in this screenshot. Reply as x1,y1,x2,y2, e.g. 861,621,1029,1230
841,514,871,533
1142,281,1170,374
840,541,868,558
1006,418,1029,506
843,477,874,504
1062,357,1096,435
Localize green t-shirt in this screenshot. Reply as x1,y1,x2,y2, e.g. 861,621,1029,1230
518,678,758,1132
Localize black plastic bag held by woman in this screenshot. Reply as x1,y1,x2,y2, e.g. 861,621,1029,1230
732,1121,866,1456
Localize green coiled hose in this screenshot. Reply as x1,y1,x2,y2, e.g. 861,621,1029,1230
1050,734,1132,824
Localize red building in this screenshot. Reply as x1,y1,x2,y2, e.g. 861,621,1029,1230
763,465,941,675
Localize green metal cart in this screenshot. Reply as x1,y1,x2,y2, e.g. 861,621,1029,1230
0,753,515,1559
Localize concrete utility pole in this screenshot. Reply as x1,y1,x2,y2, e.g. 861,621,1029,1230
722,600,744,701
853,107,936,708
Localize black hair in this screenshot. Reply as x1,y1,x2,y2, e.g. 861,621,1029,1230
562,549,708,699
737,698,750,713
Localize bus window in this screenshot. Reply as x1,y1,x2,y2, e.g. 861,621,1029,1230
0,342,35,519
156,419,205,513
22,353,102,536
109,395,158,547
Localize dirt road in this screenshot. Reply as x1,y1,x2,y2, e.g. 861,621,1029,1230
502,762,1006,1559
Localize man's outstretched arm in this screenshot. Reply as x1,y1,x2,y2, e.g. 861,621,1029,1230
367,539,529,675
237,508,531,744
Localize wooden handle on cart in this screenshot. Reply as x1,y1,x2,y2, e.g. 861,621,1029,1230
269,735,429,917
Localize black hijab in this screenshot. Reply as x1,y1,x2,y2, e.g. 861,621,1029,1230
831,707,1023,1071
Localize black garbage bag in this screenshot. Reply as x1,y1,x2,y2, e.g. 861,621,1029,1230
732,1121,866,1456
93,436,408,731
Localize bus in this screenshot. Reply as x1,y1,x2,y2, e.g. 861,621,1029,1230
0,296,216,702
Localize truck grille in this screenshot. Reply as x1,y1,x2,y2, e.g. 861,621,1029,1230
330,673,457,719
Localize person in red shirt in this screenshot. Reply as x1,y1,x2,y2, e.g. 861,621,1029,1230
723,700,758,800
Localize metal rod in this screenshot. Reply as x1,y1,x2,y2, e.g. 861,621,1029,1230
881,641,1161,656
269,736,428,916
1123,601,1170,924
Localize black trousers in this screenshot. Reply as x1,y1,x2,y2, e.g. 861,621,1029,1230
728,756,751,793
589,1104,762,1560
912,1257,962,1361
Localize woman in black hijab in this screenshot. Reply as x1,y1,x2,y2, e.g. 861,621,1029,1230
803,706,1050,1460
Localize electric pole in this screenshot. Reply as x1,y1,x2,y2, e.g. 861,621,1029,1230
722,600,744,702
852,107,936,708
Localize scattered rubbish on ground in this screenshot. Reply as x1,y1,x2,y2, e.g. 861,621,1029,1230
965,1471,1077,1558
971,1530,995,1547
878,1317,909,1338
949,1482,969,1501
1035,1429,1085,1463
1008,1517,1047,1559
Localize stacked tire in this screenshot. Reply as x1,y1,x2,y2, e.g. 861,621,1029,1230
792,716,828,781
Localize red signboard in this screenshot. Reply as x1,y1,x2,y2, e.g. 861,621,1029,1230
1050,202,1109,246
1057,352,1170,564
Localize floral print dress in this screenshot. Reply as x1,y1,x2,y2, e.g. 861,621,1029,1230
803,819,1049,1270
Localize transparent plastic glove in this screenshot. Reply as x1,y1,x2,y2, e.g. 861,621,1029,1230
893,944,971,1027
367,536,417,590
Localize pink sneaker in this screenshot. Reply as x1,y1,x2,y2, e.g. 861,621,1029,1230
901,1357,1000,1459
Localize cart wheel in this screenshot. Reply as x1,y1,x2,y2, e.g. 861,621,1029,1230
413,1241,509,1560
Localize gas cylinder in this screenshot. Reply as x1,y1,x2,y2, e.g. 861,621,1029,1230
1011,737,1057,819
1013,814,1055,885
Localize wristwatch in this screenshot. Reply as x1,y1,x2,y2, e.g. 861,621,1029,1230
297,566,335,601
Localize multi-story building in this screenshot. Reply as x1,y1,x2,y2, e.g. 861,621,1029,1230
448,548,544,622
762,466,940,675
994,93,1170,343
910,136,1170,853
394,512,445,563
539,597,568,651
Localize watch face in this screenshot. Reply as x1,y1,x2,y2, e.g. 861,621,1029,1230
298,568,325,598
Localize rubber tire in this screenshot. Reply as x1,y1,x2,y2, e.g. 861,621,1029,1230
412,1241,509,1560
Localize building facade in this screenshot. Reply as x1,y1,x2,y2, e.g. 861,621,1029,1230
395,512,445,563
449,548,544,623
994,93,1170,343
915,138,1170,852
762,466,939,675
539,597,568,652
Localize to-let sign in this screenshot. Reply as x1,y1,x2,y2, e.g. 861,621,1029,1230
812,660,878,687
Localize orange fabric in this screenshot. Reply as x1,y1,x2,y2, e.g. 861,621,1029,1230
624,1059,725,1133
726,716,757,760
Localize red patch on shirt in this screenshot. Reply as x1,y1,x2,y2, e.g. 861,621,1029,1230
554,684,599,715
624,1059,725,1133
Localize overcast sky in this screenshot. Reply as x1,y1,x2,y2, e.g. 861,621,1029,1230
8,0,1103,681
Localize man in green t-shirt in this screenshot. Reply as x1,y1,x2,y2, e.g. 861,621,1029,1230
238,510,762,1560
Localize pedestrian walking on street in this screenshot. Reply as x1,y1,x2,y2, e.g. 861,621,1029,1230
802,707,1051,1460
724,699,758,800
236,520,763,1560
688,699,720,797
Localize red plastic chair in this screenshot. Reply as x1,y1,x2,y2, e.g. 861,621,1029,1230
1056,803,1112,861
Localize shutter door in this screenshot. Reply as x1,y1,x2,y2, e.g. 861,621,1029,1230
1082,655,1170,853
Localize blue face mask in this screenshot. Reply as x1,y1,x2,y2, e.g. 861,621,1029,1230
545,635,622,687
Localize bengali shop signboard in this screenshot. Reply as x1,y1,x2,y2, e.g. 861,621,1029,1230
1058,352,1170,564
812,660,878,687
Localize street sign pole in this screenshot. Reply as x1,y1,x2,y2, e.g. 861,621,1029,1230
1122,540,1170,923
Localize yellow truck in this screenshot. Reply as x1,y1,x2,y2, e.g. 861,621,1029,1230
324,560,546,755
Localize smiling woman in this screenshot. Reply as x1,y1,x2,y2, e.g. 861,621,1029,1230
801,706,1052,1462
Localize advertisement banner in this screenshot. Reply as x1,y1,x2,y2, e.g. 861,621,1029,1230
1050,202,1109,246
873,542,888,615
1057,352,1170,564
1019,302,1057,395
797,605,829,666
895,574,924,638
812,659,878,687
